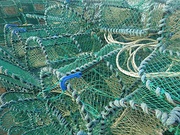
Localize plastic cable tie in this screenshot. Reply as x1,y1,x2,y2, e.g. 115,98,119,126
5,24,18,29
60,71,82,91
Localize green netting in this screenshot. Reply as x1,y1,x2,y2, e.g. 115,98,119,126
0,59,40,89
15,0,47,14
16,0,57,24
64,0,102,25
0,74,33,91
110,108,165,135
0,92,84,135
0,0,20,18
0,0,179,135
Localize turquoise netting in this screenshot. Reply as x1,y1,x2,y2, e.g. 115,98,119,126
0,0,179,135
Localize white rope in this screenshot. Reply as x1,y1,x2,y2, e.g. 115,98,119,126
129,100,136,109
114,100,121,107
119,99,127,107
155,87,161,96
141,103,149,114
164,92,176,105
155,109,163,119
161,112,168,124
166,107,180,125
116,43,156,78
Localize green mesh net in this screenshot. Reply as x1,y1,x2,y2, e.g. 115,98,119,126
0,0,179,135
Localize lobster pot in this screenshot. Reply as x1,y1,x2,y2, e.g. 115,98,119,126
139,49,180,104
100,0,165,37
36,47,124,134
136,1,180,105
24,35,79,69
57,49,124,120
136,0,180,117
25,31,104,70
39,44,122,115
94,84,174,135
47,43,121,87
44,4,91,34
4,24,70,59
100,1,143,30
